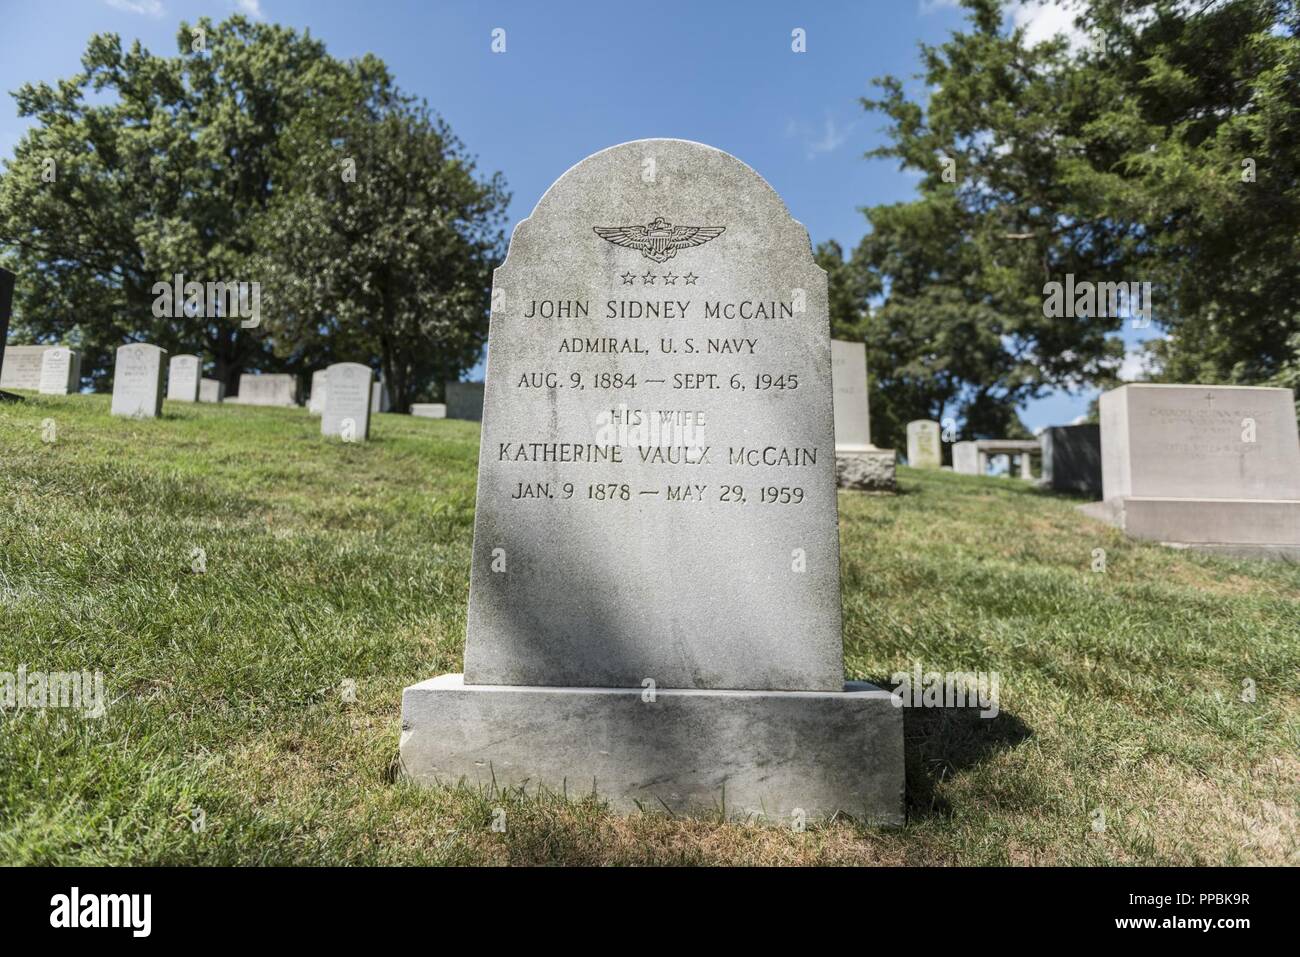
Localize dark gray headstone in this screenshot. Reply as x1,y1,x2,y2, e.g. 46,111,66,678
445,381,483,421
0,268,14,399
0,268,12,326
1042,424,1101,495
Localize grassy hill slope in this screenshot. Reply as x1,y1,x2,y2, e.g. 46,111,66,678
1,393,1296,864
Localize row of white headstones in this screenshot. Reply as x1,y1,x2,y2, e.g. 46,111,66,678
8,342,448,444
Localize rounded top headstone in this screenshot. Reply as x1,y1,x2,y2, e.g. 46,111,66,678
503,139,816,273
464,138,843,692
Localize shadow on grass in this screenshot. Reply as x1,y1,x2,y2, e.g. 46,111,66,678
863,684,1033,819
1025,483,1099,502
842,485,917,497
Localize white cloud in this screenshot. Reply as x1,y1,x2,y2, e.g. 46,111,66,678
786,112,857,161
808,115,853,158
922,0,1119,53
234,0,264,18
1008,0,1090,51
105,0,163,15
1117,346,1156,382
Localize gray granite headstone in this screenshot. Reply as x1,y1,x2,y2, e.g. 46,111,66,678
370,380,391,414
1101,385,1300,500
167,354,201,402
907,419,942,469
830,339,895,490
233,373,296,406
401,139,903,823
4,345,79,393
830,339,871,451
111,343,166,418
1082,384,1300,557
320,362,372,442
198,377,225,403
1,345,49,390
465,153,842,691
445,381,483,421
1041,424,1100,495
953,441,979,475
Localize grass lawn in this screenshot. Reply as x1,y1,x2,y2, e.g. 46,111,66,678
1,392,1296,865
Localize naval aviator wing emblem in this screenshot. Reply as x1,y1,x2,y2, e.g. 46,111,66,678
593,216,725,263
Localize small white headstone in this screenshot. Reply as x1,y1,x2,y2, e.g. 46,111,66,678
952,441,980,475
321,363,373,442
111,343,166,419
2,345,62,391
38,347,78,395
198,378,225,403
167,354,201,402
308,369,328,415
907,420,942,469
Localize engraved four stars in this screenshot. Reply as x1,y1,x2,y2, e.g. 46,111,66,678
622,271,699,285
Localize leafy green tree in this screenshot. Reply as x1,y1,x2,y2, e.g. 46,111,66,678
844,0,1298,449
0,16,354,391
1080,0,1300,385
1269,332,1300,420
849,0,1127,448
252,76,508,411
816,239,892,447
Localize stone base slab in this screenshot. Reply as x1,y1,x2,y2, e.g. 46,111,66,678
1080,497,1300,560
400,674,904,824
835,448,897,493
1162,542,1300,561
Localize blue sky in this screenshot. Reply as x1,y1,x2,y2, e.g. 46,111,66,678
0,0,1151,430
